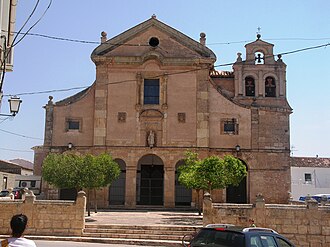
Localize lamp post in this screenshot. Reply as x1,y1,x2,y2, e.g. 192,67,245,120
0,96,22,116
235,144,241,156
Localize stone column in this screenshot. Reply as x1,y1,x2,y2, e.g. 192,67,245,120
258,70,263,97
162,73,168,107
125,166,137,208
163,166,175,208
136,72,142,106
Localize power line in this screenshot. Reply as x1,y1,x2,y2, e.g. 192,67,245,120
11,31,330,46
12,0,53,47
0,128,43,140
0,147,33,153
4,86,89,97
2,41,330,97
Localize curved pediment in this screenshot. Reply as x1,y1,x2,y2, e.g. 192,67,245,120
139,109,164,120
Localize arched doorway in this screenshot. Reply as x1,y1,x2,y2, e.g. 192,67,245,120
109,159,126,205
137,154,164,205
175,160,192,206
226,160,248,203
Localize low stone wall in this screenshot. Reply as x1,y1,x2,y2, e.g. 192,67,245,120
0,190,86,236
203,194,330,247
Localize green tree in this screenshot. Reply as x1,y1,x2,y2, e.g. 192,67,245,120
42,153,121,215
178,151,247,214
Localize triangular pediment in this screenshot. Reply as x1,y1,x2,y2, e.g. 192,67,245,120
245,37,274,48
91,17,216,61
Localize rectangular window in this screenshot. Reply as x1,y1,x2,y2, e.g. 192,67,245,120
66,119,81,131
221,118,238,135
304,173,312,183
144,79,159,105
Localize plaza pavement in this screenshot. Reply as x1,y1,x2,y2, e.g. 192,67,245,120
85,209,203,226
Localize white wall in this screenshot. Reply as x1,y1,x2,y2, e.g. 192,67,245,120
291,167,330,201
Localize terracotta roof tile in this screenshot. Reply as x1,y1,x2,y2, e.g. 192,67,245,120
290,157,330,168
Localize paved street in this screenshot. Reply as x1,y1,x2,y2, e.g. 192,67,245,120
35,240,143,247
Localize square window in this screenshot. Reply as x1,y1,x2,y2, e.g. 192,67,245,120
178,113,186,123
144,79,159,105
304,173,312,183
118,112,127,123
66,119,81,131
221,118,238,135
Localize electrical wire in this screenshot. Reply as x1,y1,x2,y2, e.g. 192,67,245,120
0,0,52,96
13,0,52,47
4,86,89,97
11,0,41,46
10,31,330,46
0,128,43,140
12,31,149,46
0,116,10,124
0,147,33,153
1,41,330,97
0,40,329,148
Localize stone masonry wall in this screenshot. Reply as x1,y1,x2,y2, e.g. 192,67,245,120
0,190,86,236
203,194,330,247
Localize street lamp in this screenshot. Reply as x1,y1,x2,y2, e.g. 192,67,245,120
0,96,22,116
235,145,241,152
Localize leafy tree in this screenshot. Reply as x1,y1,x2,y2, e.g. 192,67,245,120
178,151,247,214
42,153,121,215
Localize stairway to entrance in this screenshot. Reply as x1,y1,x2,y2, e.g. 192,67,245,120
83,209,203,246
83,224,200,246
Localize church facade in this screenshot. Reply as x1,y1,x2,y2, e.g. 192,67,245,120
34,16,292,208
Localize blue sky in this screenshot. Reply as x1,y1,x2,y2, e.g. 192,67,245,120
1,0,329,162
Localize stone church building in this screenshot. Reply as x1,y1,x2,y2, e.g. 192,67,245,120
34,16,292,208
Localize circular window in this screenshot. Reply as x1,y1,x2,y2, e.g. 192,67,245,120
149,37,159,47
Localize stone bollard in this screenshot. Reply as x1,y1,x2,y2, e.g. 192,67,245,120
254,193,266,227
203,192,212,226
306,196,318,210
24,190,36,204
76,190,87,235
255,193,265,208
320,195,328,206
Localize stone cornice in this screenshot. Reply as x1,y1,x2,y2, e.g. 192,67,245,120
91,17,216,61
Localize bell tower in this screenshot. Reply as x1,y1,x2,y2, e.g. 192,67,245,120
233,34,287,100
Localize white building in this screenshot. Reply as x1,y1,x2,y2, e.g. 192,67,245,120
291,157,330,201
0,0,17,72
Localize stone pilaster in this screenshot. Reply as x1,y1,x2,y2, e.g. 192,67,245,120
125,166,137,208
196,69,209,147
93,64,108,146
163,166,175,208
43,96,54,147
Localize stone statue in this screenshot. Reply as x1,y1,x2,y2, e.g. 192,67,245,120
147,130,155,148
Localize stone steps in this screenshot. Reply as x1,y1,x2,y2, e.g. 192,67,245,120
83,224,201,246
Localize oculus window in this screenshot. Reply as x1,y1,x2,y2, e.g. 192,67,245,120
144,79,159,105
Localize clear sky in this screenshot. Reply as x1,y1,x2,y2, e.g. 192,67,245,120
1,0,329,162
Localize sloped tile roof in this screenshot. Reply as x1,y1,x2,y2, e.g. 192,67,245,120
290,157,330,168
